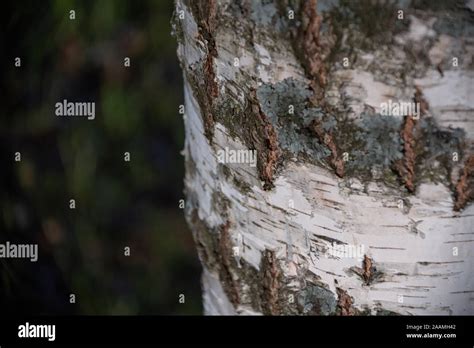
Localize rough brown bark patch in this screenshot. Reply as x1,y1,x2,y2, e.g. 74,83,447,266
400,115,417,192
296,0,327,105
396,87,429,192
218,220,240,306
261,249,281,315
189,0,218,141
454,154,474,211
350,255,383,286
249,90,281,190
362,255,375,285
310,120,344,177
336,287,356,316
188,209,241,307
190,209,219,269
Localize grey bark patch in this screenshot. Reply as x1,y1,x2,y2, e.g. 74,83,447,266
250,1,279,27
254,76,467,193
297,284,337,315
344,112,404,180
260,249,282,315
256,78,332,162
417,117,465,185
329,0,409,52
375,308,402,316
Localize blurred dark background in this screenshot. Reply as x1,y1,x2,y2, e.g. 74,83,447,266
0,0,202,315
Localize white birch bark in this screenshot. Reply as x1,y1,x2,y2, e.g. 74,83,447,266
174,0,474,315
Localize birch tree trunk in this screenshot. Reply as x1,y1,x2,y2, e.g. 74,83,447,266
173,0,474,315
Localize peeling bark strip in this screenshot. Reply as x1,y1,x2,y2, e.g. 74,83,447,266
336,288,355,316
249,90,280,190
454,154,474,211
310,120,344,177
261,249,281,315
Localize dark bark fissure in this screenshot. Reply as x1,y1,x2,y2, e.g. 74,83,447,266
188,0,218,141
454,154,474,211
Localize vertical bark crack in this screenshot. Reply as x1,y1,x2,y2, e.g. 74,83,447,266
296,0,327,104
261,249,281,315
396,87,429,193
454,154,474,211
310,120,344,177
399,115,417,192
249,90,281,190
190,0,218,141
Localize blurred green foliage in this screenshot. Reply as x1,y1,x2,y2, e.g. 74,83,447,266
0,0,202,314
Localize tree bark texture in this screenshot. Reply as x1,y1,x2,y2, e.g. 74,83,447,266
174,0,474,315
